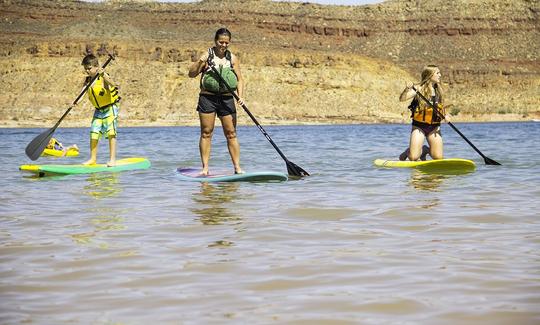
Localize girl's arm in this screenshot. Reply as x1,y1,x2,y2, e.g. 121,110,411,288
399,82,416,102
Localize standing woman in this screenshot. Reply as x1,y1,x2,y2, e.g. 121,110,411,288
188,28,245,175
399,65,445,161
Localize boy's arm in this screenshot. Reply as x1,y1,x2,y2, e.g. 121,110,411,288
100,71,118,88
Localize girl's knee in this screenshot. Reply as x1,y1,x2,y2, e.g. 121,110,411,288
431,152,443,159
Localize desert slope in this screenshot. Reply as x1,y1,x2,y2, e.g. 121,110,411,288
0,0,538,127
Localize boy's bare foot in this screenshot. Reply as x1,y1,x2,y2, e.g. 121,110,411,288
107,160,116,167
234,168,245,175
82,159,96,165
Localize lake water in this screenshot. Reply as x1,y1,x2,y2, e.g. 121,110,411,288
1,122,539,324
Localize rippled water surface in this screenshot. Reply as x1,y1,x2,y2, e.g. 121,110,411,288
1,123,539,324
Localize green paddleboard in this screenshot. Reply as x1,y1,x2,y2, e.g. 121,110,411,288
20,157,151,177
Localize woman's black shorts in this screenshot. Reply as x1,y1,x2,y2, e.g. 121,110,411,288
197,94,236,117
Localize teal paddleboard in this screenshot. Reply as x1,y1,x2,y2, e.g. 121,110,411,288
20,157,151,177
374,158,476,174
177,167,288,182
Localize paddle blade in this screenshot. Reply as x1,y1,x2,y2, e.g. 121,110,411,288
25,128,55,161
484,156,501,165
286,160,310,177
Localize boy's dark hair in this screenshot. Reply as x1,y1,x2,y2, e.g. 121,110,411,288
82,54,99,67
214,28,232,41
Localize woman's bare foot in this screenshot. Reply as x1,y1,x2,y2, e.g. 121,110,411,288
82,159,96,165
107,160,116,167
234,168,245,174
199,168,209,176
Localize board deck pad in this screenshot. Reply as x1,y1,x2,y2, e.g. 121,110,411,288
177,167,288,182
374,158,476,174
20,157,151,177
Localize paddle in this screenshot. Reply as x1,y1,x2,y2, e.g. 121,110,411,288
411,86,501,165
25,54,115,161
207,62,309,177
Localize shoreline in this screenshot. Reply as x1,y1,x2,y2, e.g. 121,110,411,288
1,113,537,128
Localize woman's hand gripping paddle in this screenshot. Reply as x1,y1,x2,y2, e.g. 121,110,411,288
208,62,309,177
25,54,115,161
412,86,501,165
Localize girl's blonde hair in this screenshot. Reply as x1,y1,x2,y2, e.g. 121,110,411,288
418,65,443,103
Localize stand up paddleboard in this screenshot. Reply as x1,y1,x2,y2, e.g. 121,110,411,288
20,157,151,177
177,167,288,182
374,158,476,174
41,147,79,157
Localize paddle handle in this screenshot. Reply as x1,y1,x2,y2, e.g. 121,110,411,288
208,63,291,163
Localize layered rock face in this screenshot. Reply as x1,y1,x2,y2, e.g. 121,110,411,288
0,0,538,127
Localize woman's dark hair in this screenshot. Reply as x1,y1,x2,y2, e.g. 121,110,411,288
214,28,232,41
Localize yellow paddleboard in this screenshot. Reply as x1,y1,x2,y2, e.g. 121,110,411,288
374,158,476,174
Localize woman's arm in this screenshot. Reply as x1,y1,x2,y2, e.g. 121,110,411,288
231,54,245,106
188,51,209,78
231,54,244,100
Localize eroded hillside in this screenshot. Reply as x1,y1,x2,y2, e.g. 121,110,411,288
0,0,538,127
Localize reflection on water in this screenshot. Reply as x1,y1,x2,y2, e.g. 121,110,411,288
191,182,242,226
191,182,245,248
71,173,126,248
408,170,448,191
69,213,126,249
83,173,122,199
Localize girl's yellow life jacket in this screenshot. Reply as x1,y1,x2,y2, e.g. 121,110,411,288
87,75,119,109
411,94,445,125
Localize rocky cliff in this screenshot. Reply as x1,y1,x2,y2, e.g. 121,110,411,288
0,0,538,127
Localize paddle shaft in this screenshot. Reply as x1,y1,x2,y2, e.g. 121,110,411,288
411,86,500,165
208,64,293,164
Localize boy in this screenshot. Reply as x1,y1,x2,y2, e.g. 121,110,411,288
79,54,120,166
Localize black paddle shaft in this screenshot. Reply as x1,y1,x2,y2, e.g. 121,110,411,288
25,54,115,160
207,62,309,176
411,86,501,165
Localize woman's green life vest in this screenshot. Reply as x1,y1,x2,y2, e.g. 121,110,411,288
200,48,238,94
